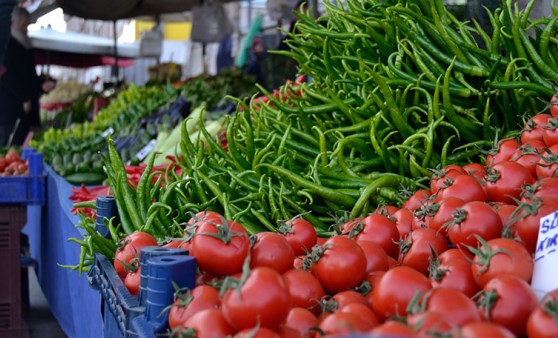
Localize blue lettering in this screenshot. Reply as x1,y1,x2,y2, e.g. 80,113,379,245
542,218,551,234
537,238,547,254
535,255,545,262
546,234,558,249
550,215,558,231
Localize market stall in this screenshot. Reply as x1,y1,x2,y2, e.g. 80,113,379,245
23,167,102,338
5,0,558,337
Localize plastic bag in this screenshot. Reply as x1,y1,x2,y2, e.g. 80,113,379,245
191,2,233,44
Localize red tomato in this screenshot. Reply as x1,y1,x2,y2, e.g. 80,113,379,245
284,307,319,338
332,290,368,310
251,232,295,274
493,203,518,237
393,207,415,238
447,201,503,250
4,149,20,164
356,240,389,273
422,287,480,326
426,197,465,234
485,138,520,165
186,210,223,227
522,114,552,145
162,239,190,250
124,268,140,295
477,274,538,337
527,290,558,338
318,312,374,335
437,247,474,262
434,174,487,203
168,285,221,330
471,238,533,288
374,204,399,216
311,236,367,293
515,196,558,252
235,327,280,338
190,218,250,276
484,161,535,204
364,271,385,308
372,266,432,320
279,217,318,256
429,254,480,298
430,166,465,195
511,144,543,178
282,269,324,315
113,232,157,277
222,267,291,330
276,326,303,338
340,303,381,327
184,309,235,338
551,93,558,116
343,213,400,258
402,189,432,212
536,144,558,178
532,177,558,200
463,162,487,181
369,321,417,337
458,322,516,338
407,311,455,337
0,157,6,172
399,228,449,276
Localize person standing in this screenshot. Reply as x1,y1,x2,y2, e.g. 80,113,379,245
0,0,16,76
0,6,53,145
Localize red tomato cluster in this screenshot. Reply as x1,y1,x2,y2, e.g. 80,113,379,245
115,105,558,337
0,149,28,176
119,209,547,338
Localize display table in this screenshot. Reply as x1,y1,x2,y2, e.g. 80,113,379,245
23,165,102,338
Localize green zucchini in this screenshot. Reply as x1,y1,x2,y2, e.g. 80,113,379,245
64,173,106,186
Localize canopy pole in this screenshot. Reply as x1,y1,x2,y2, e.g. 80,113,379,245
311,0,318,18
112,20,119,82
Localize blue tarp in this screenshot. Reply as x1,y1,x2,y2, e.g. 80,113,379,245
23,165,102,338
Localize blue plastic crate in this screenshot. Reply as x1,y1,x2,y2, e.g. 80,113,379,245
88,249,196,338
87,253,144,338
0,149,44,205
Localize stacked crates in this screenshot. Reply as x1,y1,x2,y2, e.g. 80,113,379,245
0,206,28,338
0,149,45,338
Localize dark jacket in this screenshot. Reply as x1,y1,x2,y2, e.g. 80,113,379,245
0,36,41,143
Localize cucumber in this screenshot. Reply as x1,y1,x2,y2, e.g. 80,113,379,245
64,173,106,186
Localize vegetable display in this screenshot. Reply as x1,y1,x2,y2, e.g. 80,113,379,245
60,0,558,336
86,0,557,239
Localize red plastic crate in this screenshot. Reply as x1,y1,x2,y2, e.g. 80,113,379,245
0,206,28,338
0,206,26,250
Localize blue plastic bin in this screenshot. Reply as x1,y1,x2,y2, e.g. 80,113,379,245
88,253,144,338
88,249,196,338
0,148,45,205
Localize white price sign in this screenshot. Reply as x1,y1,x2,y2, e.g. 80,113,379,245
135,139,156,161
531,210,558,300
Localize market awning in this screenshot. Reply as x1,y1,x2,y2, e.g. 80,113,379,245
29,28,138,68
54,0,239,21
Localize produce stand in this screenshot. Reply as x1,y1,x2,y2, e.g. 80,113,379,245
11,0,558,337
23,165,102,338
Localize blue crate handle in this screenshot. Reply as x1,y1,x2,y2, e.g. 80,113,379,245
145,255,196,332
